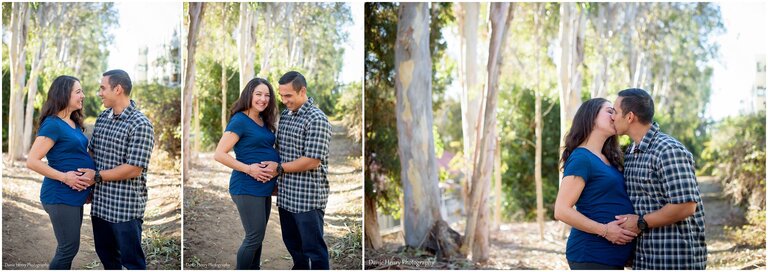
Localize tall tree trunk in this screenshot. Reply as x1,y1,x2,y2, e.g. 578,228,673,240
557,2,585,180
395,3,460,260
183,2,205,182
8,2,31,162
458,2,481,212
557,3,586,238
220,4,229,132
534,3,545,240
238,2,256,90
462,2,514,262
258,3,273,77
22,4,52,155
364,195,382,249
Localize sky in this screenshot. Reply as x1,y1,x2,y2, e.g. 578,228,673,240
340,3,364,85
106,2,181,81
708,2,766,120
442,2,766,121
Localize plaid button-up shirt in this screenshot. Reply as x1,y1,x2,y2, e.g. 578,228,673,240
624,122,707,269
89,100,155,223
276,97,332,213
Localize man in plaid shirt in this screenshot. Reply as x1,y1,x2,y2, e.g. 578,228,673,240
78,70,154,269
611,88,706,269
258,71,332,269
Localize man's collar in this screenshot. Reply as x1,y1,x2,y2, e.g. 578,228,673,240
634,122,660,153
290,97,315,116
109,100,137,120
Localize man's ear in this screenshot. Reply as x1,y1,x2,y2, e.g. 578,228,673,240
114,84,124,96
626,112,635,124
300,86,307,95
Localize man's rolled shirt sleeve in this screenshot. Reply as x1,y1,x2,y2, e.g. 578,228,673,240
126,124,155,169
303,117,331,160
660,147,700,204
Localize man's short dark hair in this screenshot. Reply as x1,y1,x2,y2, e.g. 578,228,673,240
103,69,133,95
278,71,307,92
618,88,654,124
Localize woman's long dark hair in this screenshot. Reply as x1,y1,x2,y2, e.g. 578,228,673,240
560,98,623,171
39,75,84,131
229,77,278,132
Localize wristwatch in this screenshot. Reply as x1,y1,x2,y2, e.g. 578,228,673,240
94,170,102,183
637,214,648,233
276,163,284,176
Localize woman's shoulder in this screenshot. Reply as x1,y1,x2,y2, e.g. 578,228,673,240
39,116,61,129
568,147,591,160
231,111,245,119
229,112,249,123
565,148,593,167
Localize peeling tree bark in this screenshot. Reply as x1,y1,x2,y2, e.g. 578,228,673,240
8,2,31,162
395,3,461,260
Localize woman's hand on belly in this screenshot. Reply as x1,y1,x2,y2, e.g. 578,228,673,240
62,171,90,191
603,218,638,245
246,163,276,182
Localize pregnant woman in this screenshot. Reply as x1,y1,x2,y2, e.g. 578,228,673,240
554,98,638,269
214,77,280,270
26,75,96,269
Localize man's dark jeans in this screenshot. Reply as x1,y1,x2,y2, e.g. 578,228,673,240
279,207,330,270
92,216,146,270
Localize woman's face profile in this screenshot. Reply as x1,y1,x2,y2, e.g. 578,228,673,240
68,81,85,111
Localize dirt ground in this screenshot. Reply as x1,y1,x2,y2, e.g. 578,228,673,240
366,176,765,270
183,120,363,270
2,158,182,270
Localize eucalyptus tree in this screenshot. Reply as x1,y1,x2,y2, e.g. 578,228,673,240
7,2,30,162
183,2,205,182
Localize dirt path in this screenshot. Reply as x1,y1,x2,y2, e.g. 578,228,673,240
2,160,181,270
368,176,764,269
183,120,363,270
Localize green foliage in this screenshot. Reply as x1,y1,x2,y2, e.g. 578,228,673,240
193,56,241,150
581,3,724,163
724,208,766,248
433,98,463,153
141,227,181,269
365,2,402,217
191,3,352,148
329,221,363,268
701,112,766,209
497,87,561,221
2,2,118,152
430,3,456,110
334,81,362,142
133,83,182,158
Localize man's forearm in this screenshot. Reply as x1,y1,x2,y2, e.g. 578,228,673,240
283,157,321,173
645,202,697,228
101,164,144,181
